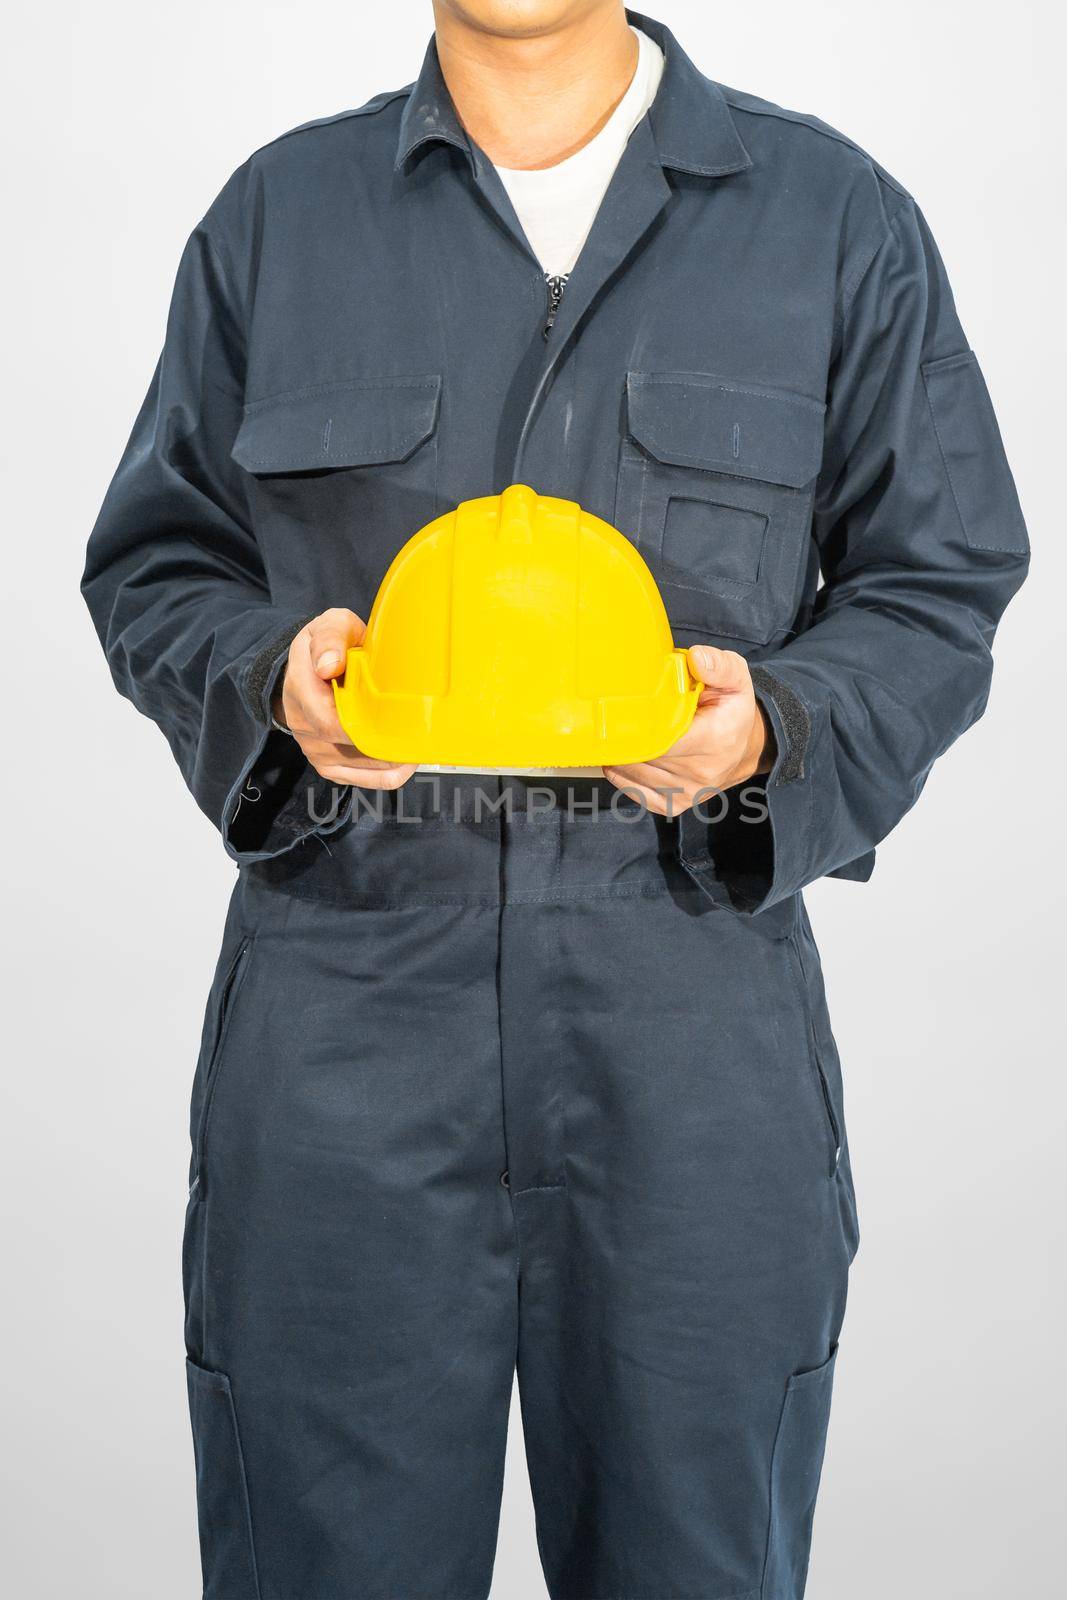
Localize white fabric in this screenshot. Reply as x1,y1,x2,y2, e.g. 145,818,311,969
493,24,665,279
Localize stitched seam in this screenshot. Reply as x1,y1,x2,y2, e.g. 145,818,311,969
837,199,909,330
784,932,840,1160
921,355,1024,553
199,228,247,338
658,156,752,177
638,441,651,556
630,372,825,412
640,451,811,487
248,86,413,158
400,128,470,165
193,935,257,1192
243,375,441,412
245,882,712,910
759,1382,793,1598
225,1379,263,1600
492,882,520,1286
921,352,975,376
626,374,823,486
237,435,431,470
659,572,761,598
560,1591,759,1600
671,612,784,645
922,365,972,546
721,89,911,199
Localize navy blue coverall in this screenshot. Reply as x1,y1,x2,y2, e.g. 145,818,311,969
81,11,1029,1599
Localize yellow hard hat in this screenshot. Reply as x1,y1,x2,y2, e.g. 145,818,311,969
333,483,699,769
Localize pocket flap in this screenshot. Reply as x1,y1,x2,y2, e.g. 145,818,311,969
921,350,1029,554
232,374,441,473
625,371,825,489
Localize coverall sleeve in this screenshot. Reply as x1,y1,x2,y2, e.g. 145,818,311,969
81,216,342,862
677,195,1030,912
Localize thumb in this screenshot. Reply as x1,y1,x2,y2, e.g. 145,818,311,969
686,645,750,694
307,608,366,680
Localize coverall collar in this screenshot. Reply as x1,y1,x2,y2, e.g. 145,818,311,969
394,8,752,181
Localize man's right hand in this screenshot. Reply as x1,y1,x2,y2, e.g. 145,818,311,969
273,609,417,791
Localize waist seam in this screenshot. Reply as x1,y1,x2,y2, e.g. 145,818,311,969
241,878,708,911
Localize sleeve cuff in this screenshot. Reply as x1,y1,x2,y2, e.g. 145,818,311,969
750,664,811,781
221,611,353,863
244,613,316,726
676,663,814,921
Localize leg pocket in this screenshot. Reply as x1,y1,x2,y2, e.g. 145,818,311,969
762,1346,838,1600
186,1359,261,1600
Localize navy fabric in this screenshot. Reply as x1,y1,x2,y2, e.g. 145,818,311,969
80,9,1029,901
81,9,1028,1597
185,780,852,1600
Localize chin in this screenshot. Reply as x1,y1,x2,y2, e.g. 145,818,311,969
436,0,605,39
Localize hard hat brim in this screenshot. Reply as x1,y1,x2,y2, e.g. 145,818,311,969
333,646,699,769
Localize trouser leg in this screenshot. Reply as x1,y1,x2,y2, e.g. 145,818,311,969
182,886,517,1600
505,881,853,1600
181,783,855,1600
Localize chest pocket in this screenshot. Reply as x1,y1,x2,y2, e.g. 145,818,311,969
231,373,442,610
232,374,440,474
614,372,825,646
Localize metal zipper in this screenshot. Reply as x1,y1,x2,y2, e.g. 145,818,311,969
542,272,568,339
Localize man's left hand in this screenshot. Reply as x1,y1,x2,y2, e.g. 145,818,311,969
602,646,774,816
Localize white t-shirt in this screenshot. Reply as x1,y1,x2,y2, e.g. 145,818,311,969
421,26,665,779
493,24,665,280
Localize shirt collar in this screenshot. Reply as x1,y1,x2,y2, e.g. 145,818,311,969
394,8,751,180
394,33,470,171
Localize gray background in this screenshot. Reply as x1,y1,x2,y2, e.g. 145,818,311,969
2,2,1062,1594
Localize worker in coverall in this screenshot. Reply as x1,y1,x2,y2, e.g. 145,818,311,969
81,4,1030,1597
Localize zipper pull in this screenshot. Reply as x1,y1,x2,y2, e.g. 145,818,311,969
543,273,568,339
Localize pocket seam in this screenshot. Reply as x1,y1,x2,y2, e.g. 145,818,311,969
236,437,432,471
759,1345,838,1598
192,933,256,1198
243,373,441,414
615,453,809,645
186,1358,262,1600
617,374,818,644
921,350,1028,555
629,370,826,413
625,370,826,488
232,376,442,474
785,933,841,1171
786,1345,839,1391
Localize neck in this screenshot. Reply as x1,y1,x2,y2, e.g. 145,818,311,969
431,2,638,170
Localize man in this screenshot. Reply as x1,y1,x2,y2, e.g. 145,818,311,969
81,3,1029,1597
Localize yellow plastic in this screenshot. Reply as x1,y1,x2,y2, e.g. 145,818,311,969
333,483,699,769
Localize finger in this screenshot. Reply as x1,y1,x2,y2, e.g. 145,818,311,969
601,772,681,817
286,679,349,744
686,644,750,695
316,763,417,791
307,608,367,679
602,768,690,816
606,760,687,792
285,637,352,742
311,745,414,771
599,770,649,803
